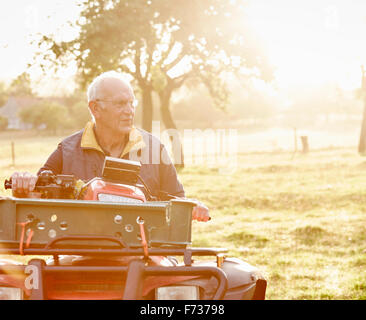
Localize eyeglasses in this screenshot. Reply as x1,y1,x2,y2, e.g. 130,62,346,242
95,98,138,112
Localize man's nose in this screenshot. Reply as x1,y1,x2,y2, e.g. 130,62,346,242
121,107,134,115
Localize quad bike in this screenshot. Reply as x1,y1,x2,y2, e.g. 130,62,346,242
0,157,267,300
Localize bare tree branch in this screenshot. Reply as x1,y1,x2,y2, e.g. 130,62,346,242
145,39,156,80
158,34,176,67
169,72,192,89
134,45,144,84
119,64,135,76
161,46,188,74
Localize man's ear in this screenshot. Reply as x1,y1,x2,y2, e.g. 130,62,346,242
88,100,98,119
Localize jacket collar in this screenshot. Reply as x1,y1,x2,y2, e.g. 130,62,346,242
80,121,146,157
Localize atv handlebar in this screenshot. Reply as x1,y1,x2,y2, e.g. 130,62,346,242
4,179,11,190
4,171,76,199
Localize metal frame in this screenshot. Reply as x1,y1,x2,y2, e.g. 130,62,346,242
0,235,229,300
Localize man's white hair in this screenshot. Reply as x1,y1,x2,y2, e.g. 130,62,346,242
87,70,132,103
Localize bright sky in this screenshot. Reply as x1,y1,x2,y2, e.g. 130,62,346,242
246,0,366,91
0,0,366,95
0,0,81,94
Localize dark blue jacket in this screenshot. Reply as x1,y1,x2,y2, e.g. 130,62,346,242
38,128,185,198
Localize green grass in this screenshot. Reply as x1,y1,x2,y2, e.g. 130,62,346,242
181,148,366,300
1,131,366,299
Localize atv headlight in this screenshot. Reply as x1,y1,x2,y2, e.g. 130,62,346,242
0,287,23,300
97,193,143,203
156,286,199,300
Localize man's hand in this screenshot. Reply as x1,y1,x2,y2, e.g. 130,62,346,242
192,200,210,222
11,172,38,197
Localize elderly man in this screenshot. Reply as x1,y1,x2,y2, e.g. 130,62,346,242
11,71,209,221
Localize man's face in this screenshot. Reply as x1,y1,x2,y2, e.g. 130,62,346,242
92,78,136,135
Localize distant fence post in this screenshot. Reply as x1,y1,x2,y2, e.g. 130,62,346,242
11,141,15,167
293,128,298,153
300,136,309,154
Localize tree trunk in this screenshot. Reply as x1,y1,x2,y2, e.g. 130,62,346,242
159,90,185,168
358,66,366,154
141,88,153,133
359,96,366,154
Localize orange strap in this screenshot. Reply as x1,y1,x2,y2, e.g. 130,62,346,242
17,221,34,255
25,229,34,248
139,222,149,259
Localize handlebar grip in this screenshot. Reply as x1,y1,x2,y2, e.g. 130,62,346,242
4,179,12,190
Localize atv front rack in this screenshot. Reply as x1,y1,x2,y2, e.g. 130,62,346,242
0,197,196,249
0,245,227,263
0,259,228,300
0,237,229,300
0,198,232,300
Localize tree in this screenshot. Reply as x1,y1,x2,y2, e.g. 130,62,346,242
35,0,271,165
9,72,34,97
359,66,366,154
18,101,70,133
0,82,9,107
18,104,43,129
69,100,92,129
0,116,8,131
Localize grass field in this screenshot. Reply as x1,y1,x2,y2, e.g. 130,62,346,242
1,131,366,299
